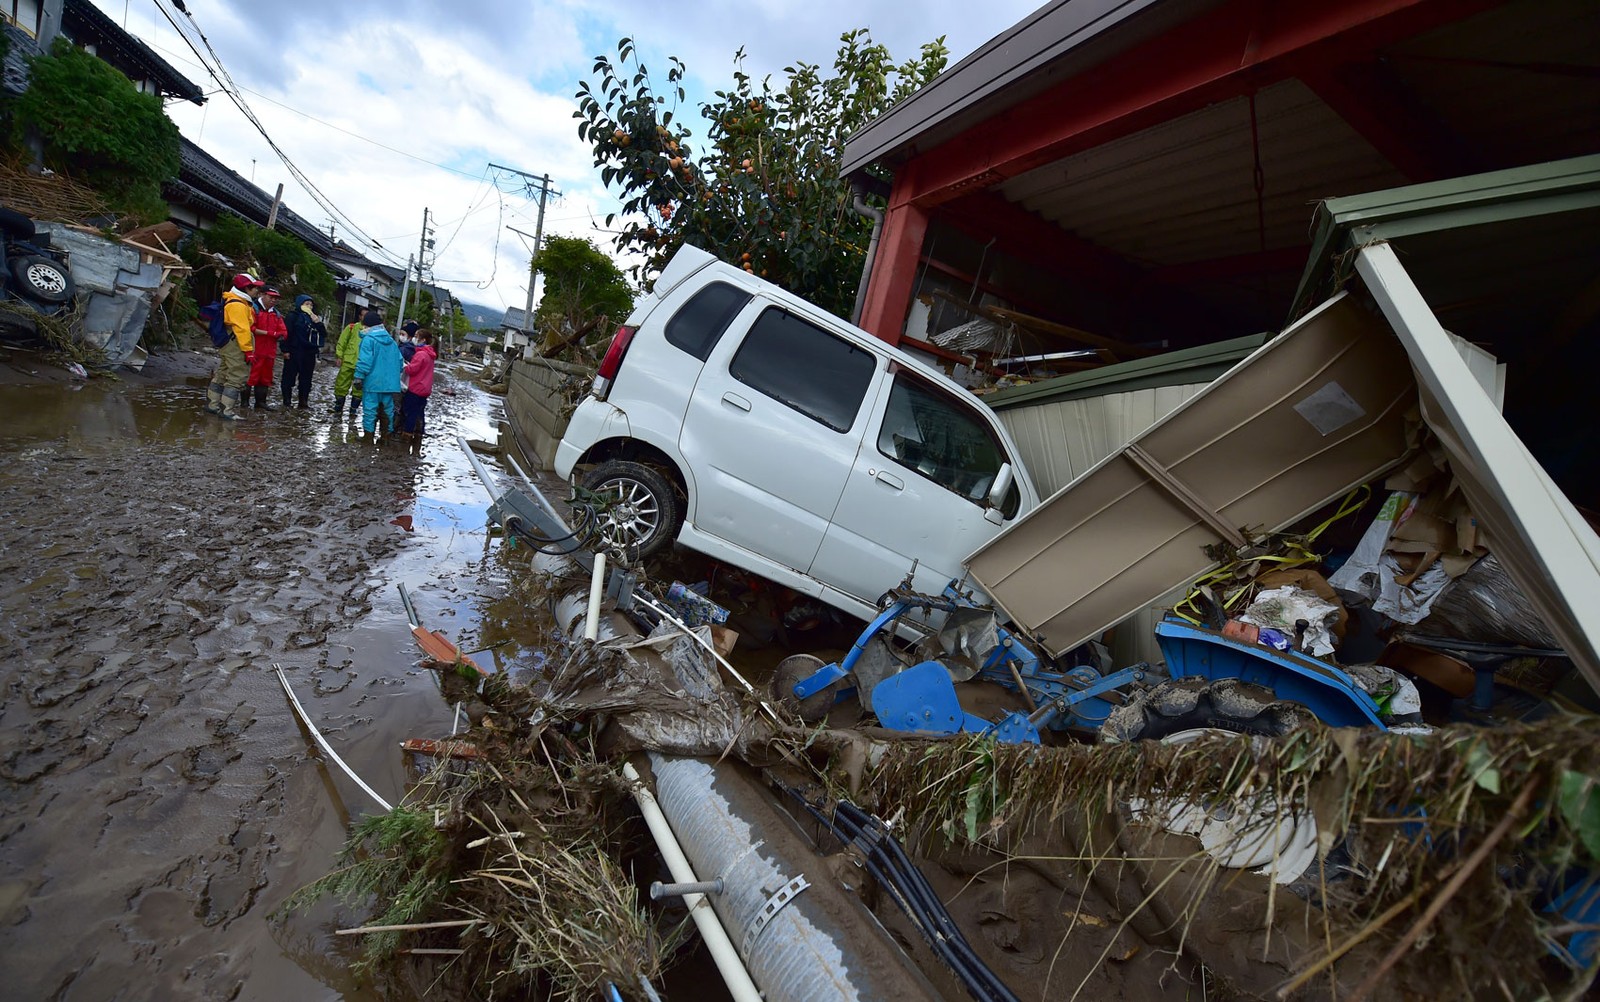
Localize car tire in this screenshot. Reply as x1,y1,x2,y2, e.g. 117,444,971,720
581,459,682,560
10,255,74,304
1099,676,1316,743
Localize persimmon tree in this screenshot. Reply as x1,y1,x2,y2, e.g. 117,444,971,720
576,30,947,317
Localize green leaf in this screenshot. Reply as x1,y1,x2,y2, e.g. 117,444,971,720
1466,740,1501,794
1559,771,1600,862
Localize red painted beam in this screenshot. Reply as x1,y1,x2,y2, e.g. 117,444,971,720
891,0,1499,211
856,201,929,344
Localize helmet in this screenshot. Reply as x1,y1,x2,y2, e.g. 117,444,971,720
231,272,263,290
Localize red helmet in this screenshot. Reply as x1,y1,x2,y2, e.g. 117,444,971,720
231,272,263,290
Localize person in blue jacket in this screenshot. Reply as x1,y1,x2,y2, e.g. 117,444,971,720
351,310,403,436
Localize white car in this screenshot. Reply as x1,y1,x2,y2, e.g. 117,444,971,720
555,244,1041,624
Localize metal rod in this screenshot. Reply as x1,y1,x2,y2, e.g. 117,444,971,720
457,435,502,502
397,582,420,628
506,452,572,529
650,879,725,900
276,664,393,812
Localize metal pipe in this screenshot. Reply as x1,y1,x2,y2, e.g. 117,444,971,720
583,552,607,641
621,761,762,1002
506,452,571,529
650,879,724,900
457,435,502,502
849,187,884,327
276,664,393,812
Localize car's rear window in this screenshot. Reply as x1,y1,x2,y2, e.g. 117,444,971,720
665,282,752,360
729,307,876,433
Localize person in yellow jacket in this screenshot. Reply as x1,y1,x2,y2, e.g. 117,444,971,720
332,309,366,417
205,273,262,421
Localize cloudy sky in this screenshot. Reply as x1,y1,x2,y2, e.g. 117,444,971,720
93,0,1041,315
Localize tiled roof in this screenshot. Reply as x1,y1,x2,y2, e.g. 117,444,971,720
177,137,334,256
62,0,205,104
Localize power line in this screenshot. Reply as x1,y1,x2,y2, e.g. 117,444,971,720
152,0,402,264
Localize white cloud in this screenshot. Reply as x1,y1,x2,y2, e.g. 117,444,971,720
90,0,1040,309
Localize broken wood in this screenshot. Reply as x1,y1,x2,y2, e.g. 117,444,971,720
929,290,1120,366
539,314,606,358
985,305,1157,360
401,737,484,761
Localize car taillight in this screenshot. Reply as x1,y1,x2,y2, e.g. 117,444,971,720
591,324,636,399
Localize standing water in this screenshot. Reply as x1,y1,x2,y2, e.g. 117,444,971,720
0,362,537,1000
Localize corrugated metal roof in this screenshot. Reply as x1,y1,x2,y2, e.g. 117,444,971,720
983,331,1267,409
999,79,1410,269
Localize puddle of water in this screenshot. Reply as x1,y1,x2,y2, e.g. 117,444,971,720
0,366,554,1001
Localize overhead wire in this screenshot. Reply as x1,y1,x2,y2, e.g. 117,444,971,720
151,0,403,265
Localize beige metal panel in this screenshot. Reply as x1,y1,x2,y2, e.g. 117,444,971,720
1356,242,1600,690
997,383,1205,497
967,293,1416,656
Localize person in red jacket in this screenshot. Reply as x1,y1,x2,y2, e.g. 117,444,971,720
398,329,437,437
246,286,287,409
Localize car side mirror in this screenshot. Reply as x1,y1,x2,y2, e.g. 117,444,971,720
987,462,1014,510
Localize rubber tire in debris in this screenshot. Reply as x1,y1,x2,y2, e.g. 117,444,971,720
1099,676,1316,743
10,255,74,304
581,459,681,560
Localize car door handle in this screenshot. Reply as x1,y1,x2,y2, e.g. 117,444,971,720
721,391,752,412
871,469,905,491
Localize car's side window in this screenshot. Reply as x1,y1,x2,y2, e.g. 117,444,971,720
666,282,753,361
877,372,1018,512
728,307,876,433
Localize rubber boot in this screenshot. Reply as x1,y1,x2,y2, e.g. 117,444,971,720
333,396,345,416
219,386,245,422
205,383,224,415
254,386,274,410
297,387,310,410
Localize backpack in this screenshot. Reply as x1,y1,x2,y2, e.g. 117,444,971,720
199,300,230,347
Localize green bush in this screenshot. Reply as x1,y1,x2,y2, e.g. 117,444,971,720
13,39,179,224
195,212,336,308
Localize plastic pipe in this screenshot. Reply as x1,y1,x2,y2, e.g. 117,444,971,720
583,552,606,641
621,762,761,1002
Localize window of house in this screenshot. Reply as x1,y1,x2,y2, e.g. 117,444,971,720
729,307,876,433
7,0,42,35
878,373,1017,512
666,281,752,361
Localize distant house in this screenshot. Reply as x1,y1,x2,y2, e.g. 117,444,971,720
498,307,533,355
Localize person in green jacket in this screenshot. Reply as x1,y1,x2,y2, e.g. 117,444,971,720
332,312,366,417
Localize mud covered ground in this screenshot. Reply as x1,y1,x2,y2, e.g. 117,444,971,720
0,353,537,1000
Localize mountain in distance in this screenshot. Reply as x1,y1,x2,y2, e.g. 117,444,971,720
457,300,506,331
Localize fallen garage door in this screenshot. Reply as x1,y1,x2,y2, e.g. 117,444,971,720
964,292,1416,658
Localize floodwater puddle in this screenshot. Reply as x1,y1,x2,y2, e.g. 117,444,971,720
0,362,544,1001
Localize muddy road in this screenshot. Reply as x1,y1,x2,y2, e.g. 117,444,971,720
0,360,535,1000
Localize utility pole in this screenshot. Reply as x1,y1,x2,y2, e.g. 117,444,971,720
397,207,431,328
266,183,285,230
489,163,559,348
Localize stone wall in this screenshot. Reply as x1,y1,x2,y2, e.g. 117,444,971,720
503,356,591,470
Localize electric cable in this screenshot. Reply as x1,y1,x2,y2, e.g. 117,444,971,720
782,788,1014,1002
152,0,402,264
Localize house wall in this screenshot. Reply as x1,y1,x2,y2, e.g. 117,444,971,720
996,382,1207,499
